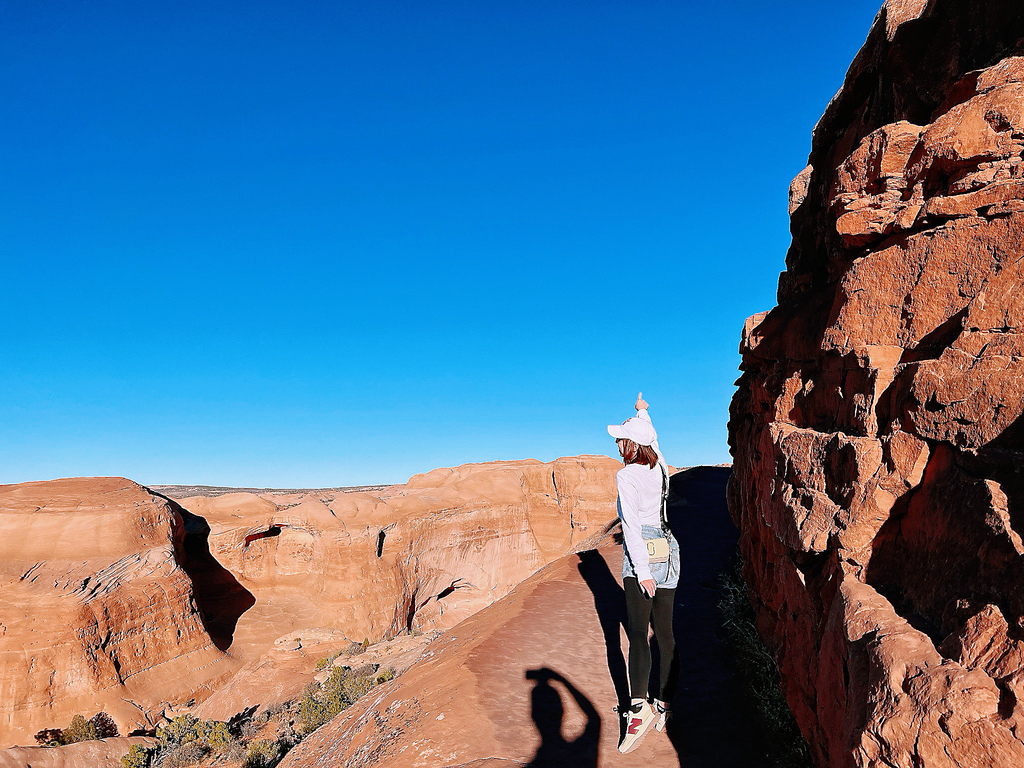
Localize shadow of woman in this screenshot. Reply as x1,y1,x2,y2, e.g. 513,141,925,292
525,667,600,767
576,549,630,708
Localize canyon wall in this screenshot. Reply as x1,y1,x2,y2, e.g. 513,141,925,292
0,456,619,747
728,1,1024,766
175,455,619,657
0,478,233,746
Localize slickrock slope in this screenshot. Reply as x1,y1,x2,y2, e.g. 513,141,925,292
0,478,237,746
729,1,1024,766
277,546,646,768
278,465,761,768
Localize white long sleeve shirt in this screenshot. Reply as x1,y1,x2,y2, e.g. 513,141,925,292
616,408,670,583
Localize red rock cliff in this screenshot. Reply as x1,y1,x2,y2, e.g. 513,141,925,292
728,1,1024,766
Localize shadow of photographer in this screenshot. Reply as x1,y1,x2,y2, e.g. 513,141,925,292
524,667,600,767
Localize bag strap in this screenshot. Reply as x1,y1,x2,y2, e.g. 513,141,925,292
659,463,669,533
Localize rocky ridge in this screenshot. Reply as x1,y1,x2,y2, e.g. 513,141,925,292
729,1,1024,766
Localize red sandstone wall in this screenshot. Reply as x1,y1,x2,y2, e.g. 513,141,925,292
728,1,1024,766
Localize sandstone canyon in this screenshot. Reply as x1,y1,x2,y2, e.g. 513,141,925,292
0,457,621,749
729,0,1024,766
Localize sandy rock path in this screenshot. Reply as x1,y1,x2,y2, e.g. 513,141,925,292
281,466,763,768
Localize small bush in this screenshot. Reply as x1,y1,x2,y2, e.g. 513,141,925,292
205,720,233,751
244,739,280,768
375,667,395,685
160,741,208,768
157,714,202,745
341,641,365,657
224,737,247,762
315,649,343,671
90,711,119,738
33,728,63,746
61,714,98,745
297,662,389,734
240,709,271,742
121,743,151,768
296,682,335,734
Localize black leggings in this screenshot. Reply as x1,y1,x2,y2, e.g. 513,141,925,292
623,577,676,701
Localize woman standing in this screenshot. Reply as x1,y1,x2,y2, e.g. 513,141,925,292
608,392,679,753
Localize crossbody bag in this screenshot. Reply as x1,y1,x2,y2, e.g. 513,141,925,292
645,465,671,563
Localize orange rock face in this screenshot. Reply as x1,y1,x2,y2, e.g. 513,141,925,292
0,457,619,747
729,2,1024,766
175,456,619,667
0,478,235,746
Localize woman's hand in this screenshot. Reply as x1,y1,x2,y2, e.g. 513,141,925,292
640,579,656,597
635,392,649,412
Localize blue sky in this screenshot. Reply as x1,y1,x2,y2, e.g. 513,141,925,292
2,0,882,487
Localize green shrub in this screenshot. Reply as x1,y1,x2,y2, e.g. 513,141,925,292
315,649,343,671
244,739,280,768
297,662,390,734
375,667,395,685
60,714,98,745
157,714,202,745
296,682,335,733
205,720,232,751
120,744,151,768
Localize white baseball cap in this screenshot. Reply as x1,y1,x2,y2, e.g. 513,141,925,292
607,417,657,447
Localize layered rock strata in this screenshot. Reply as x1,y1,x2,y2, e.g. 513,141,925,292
0,478,235,746
729,1,1024,766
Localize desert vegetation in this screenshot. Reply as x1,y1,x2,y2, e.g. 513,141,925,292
117,660,394,768
34,711,119,745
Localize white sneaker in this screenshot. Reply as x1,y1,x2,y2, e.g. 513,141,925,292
617,699,656,753
652,699,670,732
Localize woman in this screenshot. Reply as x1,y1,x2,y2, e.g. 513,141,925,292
608,392,678,753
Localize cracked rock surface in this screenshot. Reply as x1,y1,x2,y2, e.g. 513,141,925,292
729,1,1024,766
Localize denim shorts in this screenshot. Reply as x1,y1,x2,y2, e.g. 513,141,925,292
622,524,680,589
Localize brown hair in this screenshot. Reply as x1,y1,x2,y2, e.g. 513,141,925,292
617,438,658,469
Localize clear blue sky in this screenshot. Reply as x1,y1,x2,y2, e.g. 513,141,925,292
2,0,882,487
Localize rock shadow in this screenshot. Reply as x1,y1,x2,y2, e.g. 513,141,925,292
524,667,599,767
157,492,256,651
660,466,775,766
